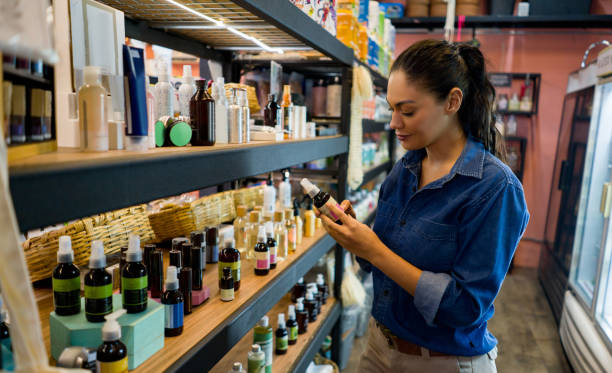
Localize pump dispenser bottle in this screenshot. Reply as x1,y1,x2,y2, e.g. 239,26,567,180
178,65,196,118
162,266,184,337
275,313,288,355
278,169,292,209
219,238,241,290
53,236,81,316
79,66,108,152
293,199,303,245
273,211,288,261
295,298,309,334
254,226,270,276
96,309,128,373
265,222,277,270
263,173,276,219
287,305,298,345
253,316,273,373
85,241,112,322
154,62,173,120
292,277,306,303
122,235,148,313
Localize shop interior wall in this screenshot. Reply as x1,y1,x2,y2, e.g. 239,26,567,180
395,28,612,268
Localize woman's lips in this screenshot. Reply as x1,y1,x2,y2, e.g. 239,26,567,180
396,134,410,141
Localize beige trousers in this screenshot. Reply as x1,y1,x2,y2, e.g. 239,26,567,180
358,318,498,373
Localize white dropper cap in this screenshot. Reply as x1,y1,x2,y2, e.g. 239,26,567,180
224,238,235,249
57,235,74,263
296,297,305,311
288,305,296,320
298,277,304,284
265,222,274,238
102,309,126,342
182,65,194,85
300,178,320,198
257,226,267,243
126,234,142,262
232,362,243,372
317,273,325,286
259,315,269,328
158,61,170,83
89,240,106,269
165,266,179,291
277,313,286,329
83,66,102,85
305,289,314,301
251,344,261,353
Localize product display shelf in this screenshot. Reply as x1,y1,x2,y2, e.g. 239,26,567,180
362,119,390,134
497,110,534,117
9,135,348,232
359,161,392,190
212,294,340,373
2,65,51,84
391,15,612,30
354,58,389,88
36,229,335,372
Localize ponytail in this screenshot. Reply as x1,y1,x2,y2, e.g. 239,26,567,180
391,40,506,162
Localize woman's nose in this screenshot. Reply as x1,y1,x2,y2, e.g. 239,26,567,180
389,111,403,130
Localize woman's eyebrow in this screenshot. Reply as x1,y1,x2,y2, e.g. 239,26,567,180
386,98,416,108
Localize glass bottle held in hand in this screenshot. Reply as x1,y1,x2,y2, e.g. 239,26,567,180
190,79,215,146
300,178,355,224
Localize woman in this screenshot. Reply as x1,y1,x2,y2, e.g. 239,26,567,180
319,40,529,372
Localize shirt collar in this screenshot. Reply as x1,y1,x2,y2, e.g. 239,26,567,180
401,136,486,180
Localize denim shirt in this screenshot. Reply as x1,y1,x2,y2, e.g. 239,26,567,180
361,136,529,356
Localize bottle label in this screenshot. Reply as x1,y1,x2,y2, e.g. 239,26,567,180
52,276,80,309
164,302,184,329
97,357,128,373
84,283,112,316
255,251,270,270
319,201,341,221
254,332,273,369
276,335,288,351
121,275,148,307
220,288,234,301
288,228,296,245
218,260,241,282
248,357,266,373
289,326,298,341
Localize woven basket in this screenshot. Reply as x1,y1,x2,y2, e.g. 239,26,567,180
22,205,155,282
313,354,339,373
231,185,264,210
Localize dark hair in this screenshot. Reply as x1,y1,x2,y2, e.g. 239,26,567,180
391,39,506,162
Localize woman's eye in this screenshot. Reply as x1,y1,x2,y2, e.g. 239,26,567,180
401,112,414,117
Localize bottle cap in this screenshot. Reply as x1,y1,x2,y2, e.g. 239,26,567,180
182,65,194,85
305,289,314,301
126,234,142,262
83,66,101,85
265,222,274,237
158,61,170,82
307,283,318,294
224,238,236,249
298,277,304,284
232,362,243,372
277,313,286,329
284,209,293,220
259,315,269,328
257,226,267,243
288,305,296,319
57,235,74,263
251,344,261,353
249,211,260,223
236,205,247,217
300,178,320,198
172,237,189,251
296,297,304,311
293,199,300,216
282,169,290,181
190,231,204,247
102,309,127,342
165,265,179,291
196,79,207,89
274,211,284,223
317,273,325,286
206,227,219,245
89,240,106,269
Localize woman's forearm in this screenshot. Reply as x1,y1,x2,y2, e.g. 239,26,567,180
368,241,423,296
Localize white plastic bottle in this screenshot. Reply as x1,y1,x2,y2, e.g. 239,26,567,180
178,65,196,119
78,66,108,152
506,115,517,136
263,173,277,218
146,77,156,148
278,169,292,210
154,62,174,120
212,78,228,144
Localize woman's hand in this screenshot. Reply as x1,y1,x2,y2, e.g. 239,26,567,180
317,200,386,263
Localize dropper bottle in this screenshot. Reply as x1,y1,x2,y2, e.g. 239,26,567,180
53,235,81,316
300,178,355,224
265,222,277,270
162,266,184,337
85,240,112,322
254,226,270,276
275,313,288,355
121,234,148,313
286,305,298,345
295,298,309,334
96,309,128,372
317,273,329,305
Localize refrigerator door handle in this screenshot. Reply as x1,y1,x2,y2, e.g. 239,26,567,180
600,182,612,218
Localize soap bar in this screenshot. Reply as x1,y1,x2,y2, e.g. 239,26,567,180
50,294,164,370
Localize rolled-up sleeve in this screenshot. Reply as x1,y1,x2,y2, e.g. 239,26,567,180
412,181,529,328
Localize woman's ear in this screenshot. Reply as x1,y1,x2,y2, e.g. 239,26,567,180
446,87,463,114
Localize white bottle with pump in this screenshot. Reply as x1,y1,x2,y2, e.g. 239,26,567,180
178,65,196,119
263,173,276,219
212,78,229,144
96,309,128,372
154,62,174,120
278,169,292,209
78,66,108,152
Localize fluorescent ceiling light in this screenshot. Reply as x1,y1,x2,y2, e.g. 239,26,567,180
163,0,284,54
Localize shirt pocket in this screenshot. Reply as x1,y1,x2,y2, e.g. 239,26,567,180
398,218,458,272
373,199,397,238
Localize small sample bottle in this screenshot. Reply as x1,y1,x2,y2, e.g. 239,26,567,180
295,298,309,334
190,79,216,146
307,283,322,315
304,199,316,238
10,84,26,144
254,226,270,276
169,250,182,274
84,240,112,323
247,211,261,260
78,66,108,151
52,235,81,316
263,173,276,219
247,344,265,373
191,245,203,291
228,362,246,373
287,305,298,345
121,235,148,314
219,238,241,290
154,61,174,120
275,313,288,355
178,65,196,118
273,211,288,261
281,85,293,139
300,178,344,225
278,169,292,210
316,274,329,305
265,223,278,270
162,266,184,337
326,76,342,117
253,316,273,373
293,199,303,246
206,227,220,263
96,309,127,373
292,277,306,303
228,88,244,144
180,267,193,315
220,267,235,302
304,290,318,322
285,209,297,254
233,205,248,255
149,250,164,299
237,88,250,143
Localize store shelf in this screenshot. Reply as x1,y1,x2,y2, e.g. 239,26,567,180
37,229,336,372
9,136,348,231
2,65,51,85
355,58,388,88
358,161,392,189
391,15,612,30
497,110,534,117
362,119,390,134
212,295,340,373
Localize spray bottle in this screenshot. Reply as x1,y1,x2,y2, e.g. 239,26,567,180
85,240,112,322
265,222,277,270
286,305,298,345
53,235,81,316
122,234,148,313
277,169,292,209
178,65,196,118
275,313,288,355
96,309,127,373
162,266,184,337
212,77,229,144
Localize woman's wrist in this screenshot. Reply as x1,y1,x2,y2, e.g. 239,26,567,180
367,240,390,267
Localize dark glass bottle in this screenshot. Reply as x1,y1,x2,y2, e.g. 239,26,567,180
317,274,329,305
254,228,270,276
295,298,309,334
291,277,306,303
304,291,318,322
190,79,215,146
149,250,164,299
264,94,281,128
143,244,156,290
220,267,235,302
52,237,81,316
275,313,288,355
206,226,219,263
266,231,277,270
169,250,182,273
85,242,112,323
287,306,298,345
96,340,127,371
162,266,184,337
219,239,241,290
121,260,148,314
180,267,192,315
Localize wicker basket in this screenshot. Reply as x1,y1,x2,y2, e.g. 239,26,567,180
231,185,264,210
23,205,155,282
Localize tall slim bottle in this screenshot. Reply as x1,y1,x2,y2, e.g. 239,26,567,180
190,79,215,146
264,94,281,130
281,85,293,140
237,88,250,143
293,199,303,246
212,78,228,144
304,198,316,238
178,65,196,119
247,211,261,260
285,209,297,254
233,205,248,255
78,66,108,152
274,211,288,261
154,62,173,120
228,88,243,144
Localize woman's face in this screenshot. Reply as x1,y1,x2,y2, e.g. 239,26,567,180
387,70,455,151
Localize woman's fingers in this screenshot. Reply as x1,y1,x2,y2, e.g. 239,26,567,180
328,202,351,225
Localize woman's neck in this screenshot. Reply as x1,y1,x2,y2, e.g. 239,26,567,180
424,124,467,167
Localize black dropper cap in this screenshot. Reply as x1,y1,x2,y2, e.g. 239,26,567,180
307,197,313,210
293,198,301,217
267,172,273,186
268,93,276,103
